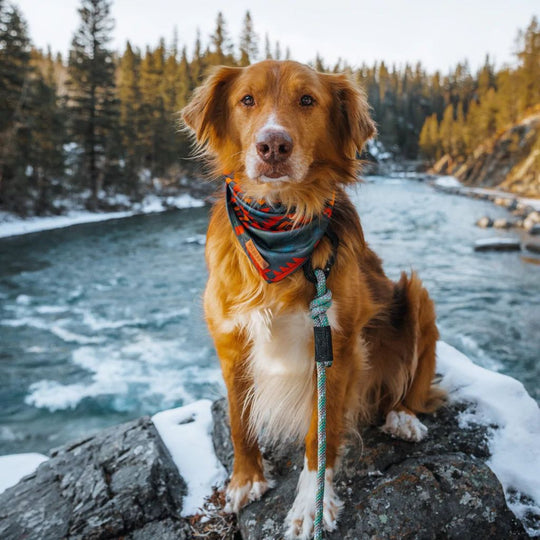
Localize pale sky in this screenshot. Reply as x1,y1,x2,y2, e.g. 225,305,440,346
14,0,539,73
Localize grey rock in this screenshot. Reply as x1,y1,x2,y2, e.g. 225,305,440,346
474,238,522,252
211,399,527,539
212,398,234,474
493,218,514,229
0,417,188,540
528,223,540,235
525,242,540,254
476,216,493,228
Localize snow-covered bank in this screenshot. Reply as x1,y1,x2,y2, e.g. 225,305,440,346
0,193,205,239
0,453,48,493
431,174,540,211
437,341,540,536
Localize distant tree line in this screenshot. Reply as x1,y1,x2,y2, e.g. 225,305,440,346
418,18,540,163
1,0,539,215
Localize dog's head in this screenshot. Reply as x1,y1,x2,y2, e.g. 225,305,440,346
182,60,375,197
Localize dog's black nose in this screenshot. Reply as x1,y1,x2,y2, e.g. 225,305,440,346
256,129,293,164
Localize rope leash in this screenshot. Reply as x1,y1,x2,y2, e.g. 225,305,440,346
309,268,333,540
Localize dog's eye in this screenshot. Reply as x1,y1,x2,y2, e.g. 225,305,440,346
300,95,314,106
241,95,255,107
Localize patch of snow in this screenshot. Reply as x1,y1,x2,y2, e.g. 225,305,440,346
138,195,165,213
519,197,540,212
0,193,206,239
437,341,540,536
0,453,48,494
152,400,227,516
366,140,392,160
165,194,205,210
0,210,133,239
433,175,462,189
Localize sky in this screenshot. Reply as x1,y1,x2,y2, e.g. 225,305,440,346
13,0,539,73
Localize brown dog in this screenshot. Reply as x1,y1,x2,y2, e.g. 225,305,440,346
182,60,443,539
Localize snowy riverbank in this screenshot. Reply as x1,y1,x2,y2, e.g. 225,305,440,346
0,193,206,239
1,341,539,535
431,175,540,211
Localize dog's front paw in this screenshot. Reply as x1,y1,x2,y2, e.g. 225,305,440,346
224,473,270,513
381,410,428,442
284,465,342,539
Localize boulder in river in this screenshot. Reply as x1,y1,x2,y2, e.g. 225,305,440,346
474,238,522,252
525,242,540,254
476,216,493,228
493,218,515,229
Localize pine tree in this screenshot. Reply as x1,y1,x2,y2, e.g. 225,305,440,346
117,41,142,194
0,2,31,213
264,33,272,60
191,29,205,84
314,54,325,72
66,0,118,208
25,50,66,214
210,12,233,65
239,11,258,66
274,41,281,60
418,113,439,160
175,46,191,109
439,104,455,156
516,16,540,112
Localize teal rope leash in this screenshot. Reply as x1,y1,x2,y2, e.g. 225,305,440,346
309,268,333,540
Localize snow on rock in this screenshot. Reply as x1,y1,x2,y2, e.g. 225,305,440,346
474,237,521,251
433,175,462,189
0,453,48,494
152,399,227,517
437,341,540,533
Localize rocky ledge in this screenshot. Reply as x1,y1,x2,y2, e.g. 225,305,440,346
0,400,529,539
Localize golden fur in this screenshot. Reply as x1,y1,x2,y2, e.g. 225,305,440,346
182,60,444,536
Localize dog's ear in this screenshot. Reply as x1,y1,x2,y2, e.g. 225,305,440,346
325,73,376,158
181,66,242,148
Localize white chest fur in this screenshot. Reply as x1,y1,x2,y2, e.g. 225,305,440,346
232,305,339,444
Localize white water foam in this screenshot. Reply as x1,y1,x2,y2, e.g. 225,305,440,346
25,334,222,412
1,316,104,344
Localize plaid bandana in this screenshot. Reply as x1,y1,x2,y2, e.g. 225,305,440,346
225,176,335,283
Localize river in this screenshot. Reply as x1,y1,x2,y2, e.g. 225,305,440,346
1,176,538,455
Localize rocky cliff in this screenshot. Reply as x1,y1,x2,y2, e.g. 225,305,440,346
432,113,540,198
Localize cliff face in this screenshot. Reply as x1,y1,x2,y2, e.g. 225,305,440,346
433,113,540,197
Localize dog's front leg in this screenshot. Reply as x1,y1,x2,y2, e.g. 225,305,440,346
285,360,347,539
213,329,269,513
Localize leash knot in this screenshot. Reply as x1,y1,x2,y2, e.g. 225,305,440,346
309,268,332,327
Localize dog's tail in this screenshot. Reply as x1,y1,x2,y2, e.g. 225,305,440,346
398,272,446,414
